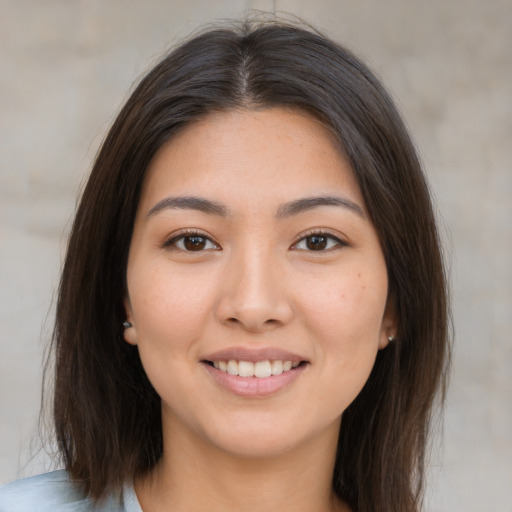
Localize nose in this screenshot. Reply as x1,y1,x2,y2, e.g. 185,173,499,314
215,245,294,333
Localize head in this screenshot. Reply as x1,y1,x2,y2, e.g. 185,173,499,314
52,21,450,512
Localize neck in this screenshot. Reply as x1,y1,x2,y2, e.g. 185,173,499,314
135,416,348,512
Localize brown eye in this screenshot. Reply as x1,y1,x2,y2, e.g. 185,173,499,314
165,232,219,252
183,236,207,251
306,235,328,250
292,232,345,252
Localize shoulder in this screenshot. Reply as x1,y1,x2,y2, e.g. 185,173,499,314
0,470,124,512
0,470,91,511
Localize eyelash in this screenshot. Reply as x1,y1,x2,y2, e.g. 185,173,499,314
292,229,347,252
163,229,347,253
163,229,220,251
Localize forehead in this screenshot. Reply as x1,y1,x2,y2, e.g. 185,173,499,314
140,108,364,213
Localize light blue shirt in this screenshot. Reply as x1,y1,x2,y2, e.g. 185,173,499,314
0,470,142,512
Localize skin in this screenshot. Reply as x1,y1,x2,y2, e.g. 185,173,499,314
124,108,396,512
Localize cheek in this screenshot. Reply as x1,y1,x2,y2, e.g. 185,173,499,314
298,272,386,419
128,261,216,350
300,267,387,366
307,269,385,329
127,263,217,404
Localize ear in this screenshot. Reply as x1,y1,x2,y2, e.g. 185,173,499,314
123,297,138,346
379,297,398,350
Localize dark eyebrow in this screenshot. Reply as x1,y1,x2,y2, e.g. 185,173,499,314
276,195,366,219
147,194,365,220
147,196,230,218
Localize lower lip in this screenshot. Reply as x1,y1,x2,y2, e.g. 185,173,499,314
202,362,307,397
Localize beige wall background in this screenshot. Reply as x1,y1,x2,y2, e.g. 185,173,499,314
1,1,511,510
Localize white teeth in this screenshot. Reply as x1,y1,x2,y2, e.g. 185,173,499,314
212,359,301,377
238,361,254,377
271,360,283,375
254,360,272,378
227,360,238,376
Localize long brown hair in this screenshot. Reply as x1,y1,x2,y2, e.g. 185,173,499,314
50,20,450,512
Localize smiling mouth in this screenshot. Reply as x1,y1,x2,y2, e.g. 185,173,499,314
203,359,307,378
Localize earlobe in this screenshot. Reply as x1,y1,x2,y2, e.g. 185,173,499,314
123,298,138,346
378,332,393,350
123,324,138,346
379,297,398,349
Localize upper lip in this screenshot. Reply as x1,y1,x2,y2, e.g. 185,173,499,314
202,347,307,364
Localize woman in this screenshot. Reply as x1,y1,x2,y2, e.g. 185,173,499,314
0,20,450,512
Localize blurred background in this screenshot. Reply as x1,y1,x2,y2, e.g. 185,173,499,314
0,1,511,510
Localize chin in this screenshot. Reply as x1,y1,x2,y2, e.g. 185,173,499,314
197,412,340,461
214,434,305,460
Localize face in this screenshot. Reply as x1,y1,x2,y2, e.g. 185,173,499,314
124,108,395,458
